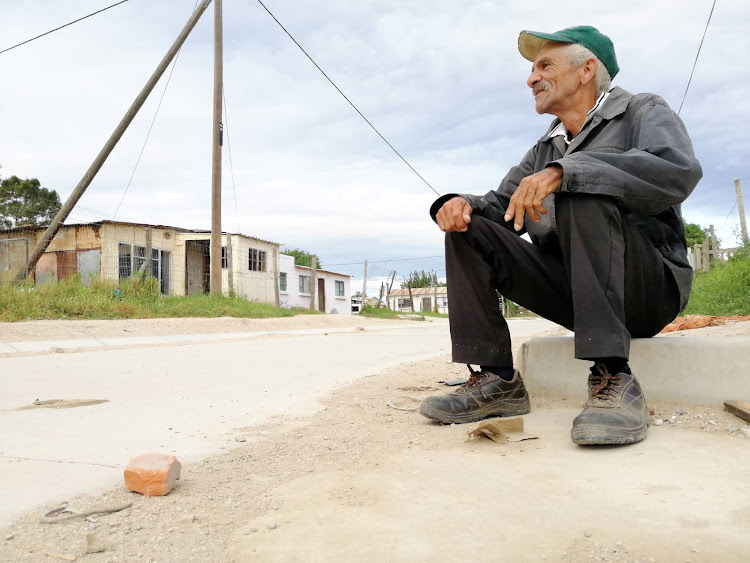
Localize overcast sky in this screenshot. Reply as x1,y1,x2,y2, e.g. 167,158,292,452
1,0,748,288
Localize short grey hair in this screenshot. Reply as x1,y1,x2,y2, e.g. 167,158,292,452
564,43,611,95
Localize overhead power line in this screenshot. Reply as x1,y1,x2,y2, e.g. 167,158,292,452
254,0,440,197
0,0,130,56
678,0,716,115
113,37,184,220
326,255,444,267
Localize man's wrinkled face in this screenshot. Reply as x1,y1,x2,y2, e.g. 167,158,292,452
526,42,581,116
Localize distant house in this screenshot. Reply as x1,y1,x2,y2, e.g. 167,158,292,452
278,254,351,315
0,221,280,304
388,286,448,314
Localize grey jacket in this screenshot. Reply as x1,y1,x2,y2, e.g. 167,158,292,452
430,86,703,310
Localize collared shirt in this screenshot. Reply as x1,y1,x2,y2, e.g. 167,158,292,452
548,90,611,145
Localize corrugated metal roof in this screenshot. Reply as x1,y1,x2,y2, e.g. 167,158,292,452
0,220,281,246
292,264,351,278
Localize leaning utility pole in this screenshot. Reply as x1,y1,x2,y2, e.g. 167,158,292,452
735,178,748,245
361,260,368,307
14,0,213,283
210,0,224,294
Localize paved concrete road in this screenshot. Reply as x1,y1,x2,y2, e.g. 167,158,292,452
0,318,557,526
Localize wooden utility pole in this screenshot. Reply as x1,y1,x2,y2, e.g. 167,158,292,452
14,0,213,283
433,272,437,313
137,227,153,278
309,257,317,310
735,179,748,245
361,260,368,308
210,0,224,295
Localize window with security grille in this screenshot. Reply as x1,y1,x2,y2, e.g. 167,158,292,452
397,298,413,310
279,272,287,292
335,280,345,297
221,246,228,269
248,248,266,271
299,275,311,294
118,242,170,294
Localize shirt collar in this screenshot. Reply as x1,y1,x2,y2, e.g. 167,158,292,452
548,90,611,145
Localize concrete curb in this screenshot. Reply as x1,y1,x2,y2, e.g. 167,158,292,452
519,335,750,405
0,323,416,357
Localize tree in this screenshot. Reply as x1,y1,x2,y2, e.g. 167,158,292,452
0,176,61,229
684,221,707,248
282,248,322,269
401,270,443,289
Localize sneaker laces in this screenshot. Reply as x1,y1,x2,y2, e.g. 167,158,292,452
456,365,490,399
588,364,622,403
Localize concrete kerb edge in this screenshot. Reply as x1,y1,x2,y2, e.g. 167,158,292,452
0,322,426,359
519,335,750,406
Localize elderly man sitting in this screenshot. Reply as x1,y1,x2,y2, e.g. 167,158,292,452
420,26,702,445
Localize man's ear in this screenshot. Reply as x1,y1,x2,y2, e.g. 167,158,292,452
580,58,597,85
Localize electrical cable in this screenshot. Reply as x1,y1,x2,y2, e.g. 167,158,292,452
223,91,242,233
0,0,130,56
254,0,440,197
678,0,716,115
113,41,183,219
718,202,737,232
325,255,444,267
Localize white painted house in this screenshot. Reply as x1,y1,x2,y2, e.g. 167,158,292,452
388,286,448,314
278,253,351,314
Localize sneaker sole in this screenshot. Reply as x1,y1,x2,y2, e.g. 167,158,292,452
419,396,531,425
571,423,648,446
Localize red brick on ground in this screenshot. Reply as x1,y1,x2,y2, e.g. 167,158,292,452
124,453,181,496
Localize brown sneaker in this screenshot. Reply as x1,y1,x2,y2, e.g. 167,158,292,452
420,366,531,424
571,364,649,446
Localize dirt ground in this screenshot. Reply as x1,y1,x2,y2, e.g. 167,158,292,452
1,318,749,562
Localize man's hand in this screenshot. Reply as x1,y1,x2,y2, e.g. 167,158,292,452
436,196,473,232
504,165,563,231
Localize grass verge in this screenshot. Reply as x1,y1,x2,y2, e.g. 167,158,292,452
684,254,750,316
359,305,427,320
0,276,319,322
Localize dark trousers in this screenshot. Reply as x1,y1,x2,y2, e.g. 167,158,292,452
445,194,681,365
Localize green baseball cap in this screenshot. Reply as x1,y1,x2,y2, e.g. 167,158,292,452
518,25,619,79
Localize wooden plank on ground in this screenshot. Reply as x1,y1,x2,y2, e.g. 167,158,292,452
724,400,750,422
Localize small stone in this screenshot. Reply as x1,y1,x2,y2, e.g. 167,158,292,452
653,418,664,426
85,532,106,554
250,526,258,533
267,521,277,530
182,514,196,523
234,435,247,442
740,428,750,438
5,534,14,541
51,347,64,353
691,548,699,553
584,531,592,538
728,425,739,433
